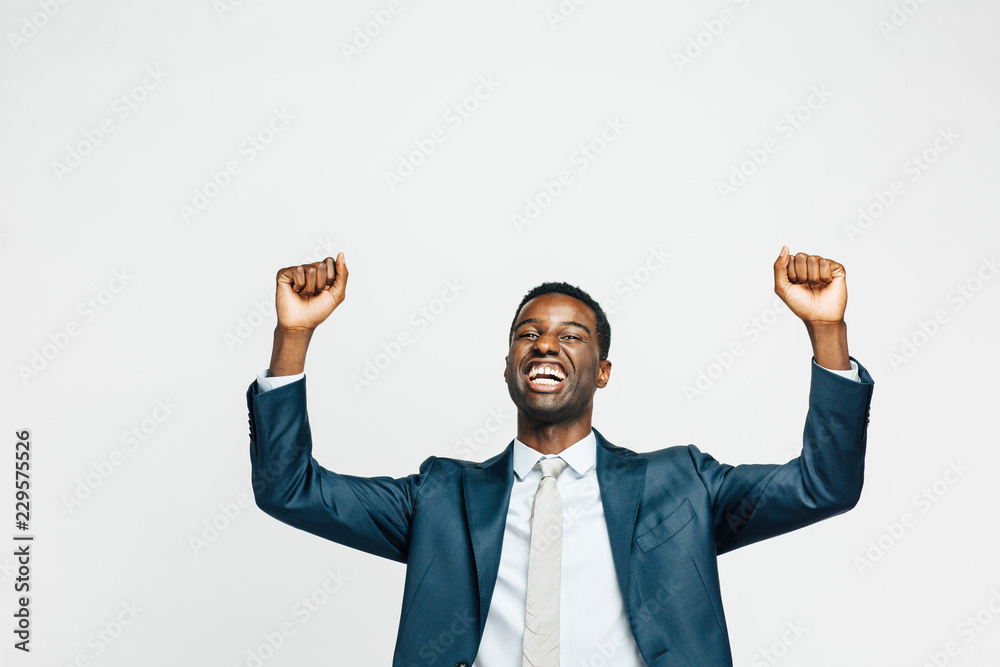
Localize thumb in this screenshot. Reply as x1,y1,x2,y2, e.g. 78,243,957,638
328,252,348,301
773,245,790,291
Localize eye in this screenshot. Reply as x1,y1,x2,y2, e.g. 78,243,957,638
562,335,580,340
520,332,538,339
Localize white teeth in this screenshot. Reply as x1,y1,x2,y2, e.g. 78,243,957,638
527,364,565,382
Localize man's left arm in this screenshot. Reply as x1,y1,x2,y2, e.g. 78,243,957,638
691,247,875,554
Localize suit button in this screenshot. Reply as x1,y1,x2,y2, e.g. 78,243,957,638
455,663,469,667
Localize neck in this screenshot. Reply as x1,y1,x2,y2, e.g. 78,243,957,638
516,411,593,456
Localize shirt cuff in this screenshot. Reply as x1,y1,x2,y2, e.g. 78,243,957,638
815,359,860,382
256,368,305,392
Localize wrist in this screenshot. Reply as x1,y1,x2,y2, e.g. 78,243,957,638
276,324,315,339
803,319,846,332
805,320,850,370
269,326,314,376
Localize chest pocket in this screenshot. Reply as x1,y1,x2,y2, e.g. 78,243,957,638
634,498,695,554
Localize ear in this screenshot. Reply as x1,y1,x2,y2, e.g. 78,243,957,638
596,360,612,388
503,355,508,382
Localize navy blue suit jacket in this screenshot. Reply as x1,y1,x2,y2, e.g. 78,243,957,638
246,357,874,666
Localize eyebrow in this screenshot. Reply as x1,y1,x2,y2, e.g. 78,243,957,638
514,318,592,335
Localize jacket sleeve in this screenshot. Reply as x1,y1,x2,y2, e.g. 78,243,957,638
246,375,435,563
688,356,875,555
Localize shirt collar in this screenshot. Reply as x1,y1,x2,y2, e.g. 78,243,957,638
512,429,597,481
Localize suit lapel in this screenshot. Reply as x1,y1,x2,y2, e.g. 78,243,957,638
594,428,647,610
463,443,515,638
462,431,647,638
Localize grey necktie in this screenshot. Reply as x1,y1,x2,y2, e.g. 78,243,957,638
522,456,569,667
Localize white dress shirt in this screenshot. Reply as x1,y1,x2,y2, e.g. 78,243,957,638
473,429,647,665
253,360,861,664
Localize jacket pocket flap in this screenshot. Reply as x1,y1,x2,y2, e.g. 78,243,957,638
635,498,695,553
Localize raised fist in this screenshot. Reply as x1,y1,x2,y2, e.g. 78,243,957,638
275,253,348,332
773,246,847,325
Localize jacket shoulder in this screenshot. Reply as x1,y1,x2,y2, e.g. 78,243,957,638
417,443,512,473
594,427,695,466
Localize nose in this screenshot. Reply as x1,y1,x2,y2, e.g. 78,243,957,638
532,331,560,355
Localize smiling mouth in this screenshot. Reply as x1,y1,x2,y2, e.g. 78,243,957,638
525,362,566,392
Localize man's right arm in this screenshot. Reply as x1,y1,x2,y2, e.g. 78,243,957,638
246,253,432,563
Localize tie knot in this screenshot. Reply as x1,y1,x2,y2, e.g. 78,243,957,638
538,456,568,480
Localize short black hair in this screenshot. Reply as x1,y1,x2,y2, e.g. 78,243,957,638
508,282,611,360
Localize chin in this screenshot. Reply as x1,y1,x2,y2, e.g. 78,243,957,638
522,398,583,424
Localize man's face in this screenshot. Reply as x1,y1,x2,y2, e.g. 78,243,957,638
504,293,611,424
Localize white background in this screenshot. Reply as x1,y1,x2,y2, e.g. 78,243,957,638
2,0,999,665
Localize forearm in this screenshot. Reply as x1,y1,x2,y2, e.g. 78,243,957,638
805,320,850,370
268,326,314,376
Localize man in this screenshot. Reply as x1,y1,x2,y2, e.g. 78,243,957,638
246,246,874,666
